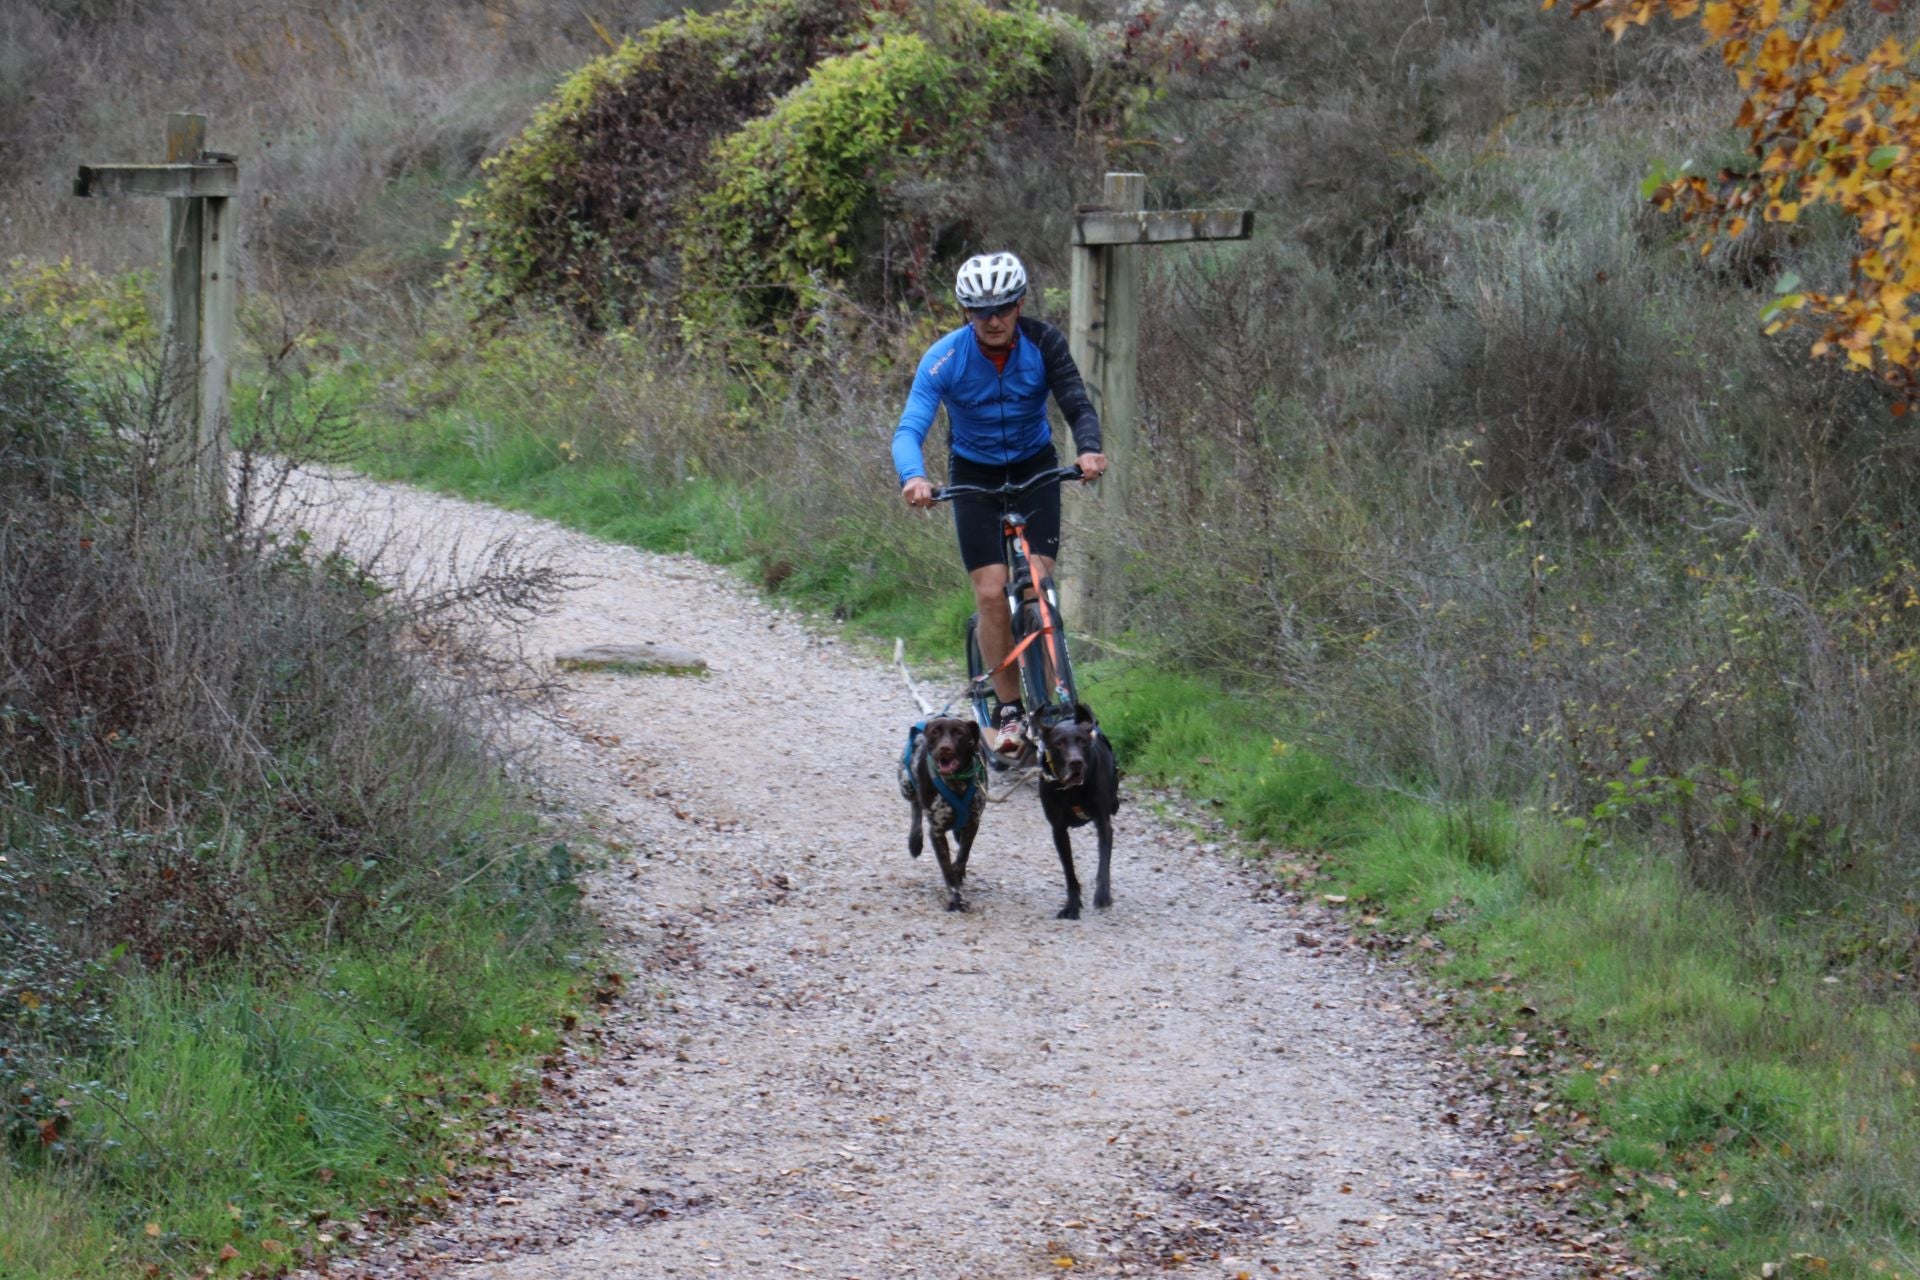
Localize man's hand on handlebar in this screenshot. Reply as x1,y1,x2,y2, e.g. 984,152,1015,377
902,476,936,509
1076,452,1108,483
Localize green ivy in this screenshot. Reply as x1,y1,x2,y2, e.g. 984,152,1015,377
675,6,1066,337
446,0,887,325
447,0,1102,345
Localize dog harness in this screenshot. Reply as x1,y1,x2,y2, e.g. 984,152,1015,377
900,721,985,831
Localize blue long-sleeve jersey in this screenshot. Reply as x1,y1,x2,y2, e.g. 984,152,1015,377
891,316,1103,483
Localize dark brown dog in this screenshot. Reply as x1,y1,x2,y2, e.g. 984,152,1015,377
1035,703,1119,919
898,716,986,912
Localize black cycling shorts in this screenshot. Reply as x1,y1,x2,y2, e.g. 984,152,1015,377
950,445,1061,573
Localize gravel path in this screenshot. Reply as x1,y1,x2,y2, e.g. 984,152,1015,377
287,472,1633,1280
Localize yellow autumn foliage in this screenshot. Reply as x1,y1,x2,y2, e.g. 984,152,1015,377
1550,0,1920,398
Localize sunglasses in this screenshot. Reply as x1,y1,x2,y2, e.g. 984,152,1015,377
965,301,1020,321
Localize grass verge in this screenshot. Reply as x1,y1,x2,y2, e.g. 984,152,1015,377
348,390,974,662
2,944,583,1279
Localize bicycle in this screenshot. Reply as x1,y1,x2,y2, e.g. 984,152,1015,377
929,464,1085,773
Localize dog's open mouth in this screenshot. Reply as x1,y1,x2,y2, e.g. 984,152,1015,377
935,755,963,775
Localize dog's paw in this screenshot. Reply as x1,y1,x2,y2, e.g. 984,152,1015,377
946,896,969,913
1093,889,1112,909
1056,903,1082,920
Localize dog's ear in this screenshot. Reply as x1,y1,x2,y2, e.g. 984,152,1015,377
1075,702,1096,725
964,720,982,744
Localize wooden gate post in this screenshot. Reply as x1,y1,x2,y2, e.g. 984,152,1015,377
77,112,238,520
1067,173,1144,642
1063,173,1253,642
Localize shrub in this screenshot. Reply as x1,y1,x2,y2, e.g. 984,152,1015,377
454,0,1111,341
0,308,117,504
448,0,885,325
678,5,1085,337
0,316,580,1177
0,258,153,353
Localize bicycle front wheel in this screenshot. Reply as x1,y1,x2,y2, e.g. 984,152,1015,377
963,612,994,731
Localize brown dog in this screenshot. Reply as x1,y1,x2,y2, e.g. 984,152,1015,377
899,716,987,911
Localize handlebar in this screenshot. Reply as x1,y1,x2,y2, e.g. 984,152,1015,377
930,465,1085,504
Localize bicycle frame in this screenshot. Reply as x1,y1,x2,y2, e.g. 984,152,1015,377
932,466,1082,731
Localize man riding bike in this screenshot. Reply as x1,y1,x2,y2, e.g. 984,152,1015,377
893,251,1108,756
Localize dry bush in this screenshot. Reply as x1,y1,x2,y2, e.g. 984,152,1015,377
1417,250,1666,529
0,0,661,311
750,369,948,605
1131,229,1920,891
1,316,574,1030
0,9,64,183
389,305,941,613
1102,0,1697,279
369,308,742,483
0,316,583,1169
1128,245,1355,661
1116,20,1920,909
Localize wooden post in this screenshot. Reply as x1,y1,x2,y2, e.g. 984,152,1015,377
1063,173,1252,641
1063,173,1144,642
76,112,238,521
163,113,206,505
199,190,235,502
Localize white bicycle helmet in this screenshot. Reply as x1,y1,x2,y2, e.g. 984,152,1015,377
954,252,1028,309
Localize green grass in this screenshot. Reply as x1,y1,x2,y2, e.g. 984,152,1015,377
0,922,580,1279
1080,661,1369,851
0,1164,118,1279
349,397,972,661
